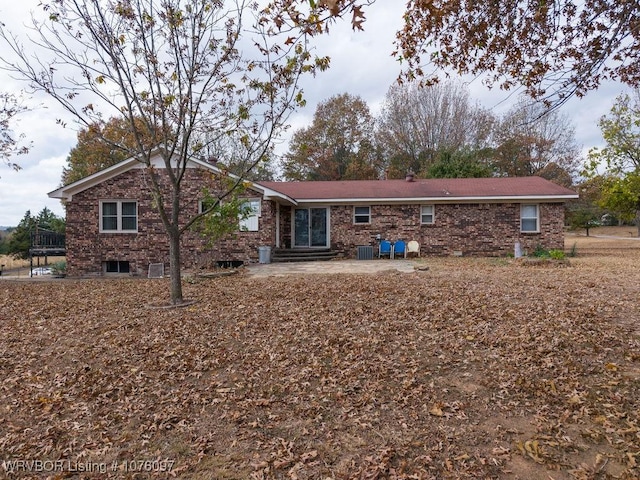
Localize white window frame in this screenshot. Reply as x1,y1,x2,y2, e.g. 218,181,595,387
239,198,261,232
100,200,138,233
420,205,435,224
520,204,540,233
353,206,371,224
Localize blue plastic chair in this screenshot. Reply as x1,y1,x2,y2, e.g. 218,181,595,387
378,240,392,258
393,240,406,259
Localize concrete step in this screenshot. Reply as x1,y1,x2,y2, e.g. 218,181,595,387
271,248,339,263
271,255,336,263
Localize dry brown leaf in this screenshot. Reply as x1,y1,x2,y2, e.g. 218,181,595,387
1,245,639,479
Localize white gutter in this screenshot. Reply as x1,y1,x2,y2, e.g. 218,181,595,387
257,190,297,206
291,194,578,204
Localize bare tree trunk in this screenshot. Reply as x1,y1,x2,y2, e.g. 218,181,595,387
169,230,183,305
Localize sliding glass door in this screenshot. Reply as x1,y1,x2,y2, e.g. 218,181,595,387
294,208,328,247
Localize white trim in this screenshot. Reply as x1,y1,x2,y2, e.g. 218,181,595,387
420,204,435,224
99,200,138,233
292,206,330,248
290,194,578,204
353,205,371,224
49,153,574,208
50,158,144,200
239,198,261,232
520,204,540,233
252,185,297,206
48,153,297,206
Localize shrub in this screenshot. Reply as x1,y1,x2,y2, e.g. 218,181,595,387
549,249,565,260
529,245,566,260
51,261,67,277
532,244,550,258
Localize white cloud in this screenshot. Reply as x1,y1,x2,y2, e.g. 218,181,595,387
0,92,76,225
1,156,67,224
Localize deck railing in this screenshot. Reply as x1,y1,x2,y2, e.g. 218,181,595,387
29,228,66,256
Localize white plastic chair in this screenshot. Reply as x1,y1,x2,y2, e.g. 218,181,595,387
407,240,420,257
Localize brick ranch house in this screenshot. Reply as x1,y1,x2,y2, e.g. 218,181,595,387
49,154,579,276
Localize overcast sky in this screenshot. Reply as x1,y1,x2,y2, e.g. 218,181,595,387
0,1,630,226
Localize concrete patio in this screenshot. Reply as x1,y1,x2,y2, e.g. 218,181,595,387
245,259,420,277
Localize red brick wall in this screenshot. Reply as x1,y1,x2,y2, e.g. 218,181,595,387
328,202,566,258
279,205,292,248
65,167,275,276
65,166,567,275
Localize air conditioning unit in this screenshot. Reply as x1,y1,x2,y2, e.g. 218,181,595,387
357,246,374,260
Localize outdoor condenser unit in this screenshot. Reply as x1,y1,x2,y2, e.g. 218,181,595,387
357,246,374,260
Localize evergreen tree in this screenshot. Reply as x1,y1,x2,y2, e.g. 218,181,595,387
6,208,65,259
7,210,36,259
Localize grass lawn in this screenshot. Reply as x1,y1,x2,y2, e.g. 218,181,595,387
1,231,639,479
0,255,66,277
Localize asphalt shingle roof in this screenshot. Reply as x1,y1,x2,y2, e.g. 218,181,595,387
260,176,577,200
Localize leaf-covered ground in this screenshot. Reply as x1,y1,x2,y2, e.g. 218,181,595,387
1,243,639,479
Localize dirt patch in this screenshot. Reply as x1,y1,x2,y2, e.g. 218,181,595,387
0,244,639,479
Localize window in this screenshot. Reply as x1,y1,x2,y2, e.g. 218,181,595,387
104,261,130,274
421,205,435,224
520,204,539,232
198,198,217,214
354,206,371,224
239,199,261,232
100,201,137,232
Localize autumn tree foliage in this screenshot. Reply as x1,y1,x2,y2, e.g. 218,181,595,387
287,86,581,183
1,0,331,304
586,91,640,235
588,92,640,174
262,0,368,35
62,117,156,185
268,1,639,108
492,100,581,186
376,80,494,178
63,117,277,185
282,93,381,180
394,0,640,108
